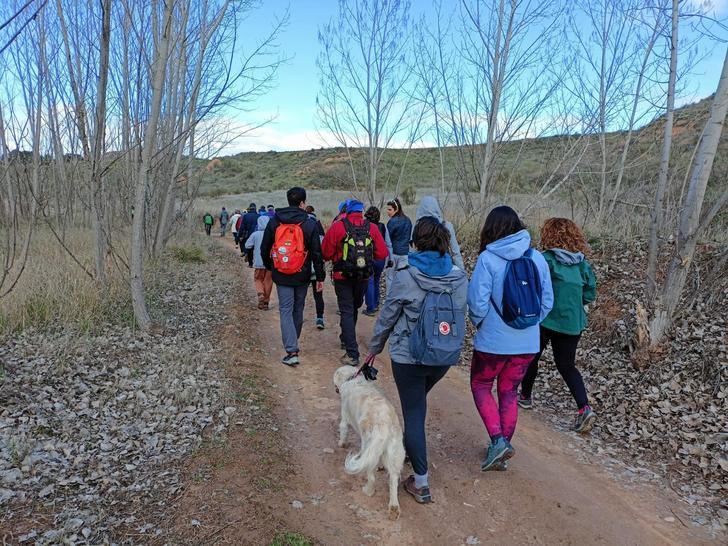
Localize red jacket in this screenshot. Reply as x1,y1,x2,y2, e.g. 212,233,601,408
322,212,389,280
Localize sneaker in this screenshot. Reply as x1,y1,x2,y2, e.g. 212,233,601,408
573,406,596,433
316,317,325,330
362,309,377,317
281,353,299,367
481,437,514,471
403,475,432,504
340,354,360,367
517,394,533,409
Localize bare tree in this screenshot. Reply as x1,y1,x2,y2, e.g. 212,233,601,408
317,0,414,203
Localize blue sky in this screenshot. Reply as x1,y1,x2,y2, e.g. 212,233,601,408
224,0,728,155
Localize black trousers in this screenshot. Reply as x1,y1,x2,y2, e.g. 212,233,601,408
204,224,212,235
391,362,449,477
334,279,367,359
310,280,324,318
521,326,589,409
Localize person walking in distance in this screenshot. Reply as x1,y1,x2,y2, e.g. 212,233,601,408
306,205,327,329
261,187,325,367
240,204,259,263
362,206,387,316
322,199,388,367
518,218,597,432
467,206,553,471
229,209,242,247
203,212,214,236
245,214,274,309
219,207,229,236
415,196,465,270
384,198,412,290
365,217,468,503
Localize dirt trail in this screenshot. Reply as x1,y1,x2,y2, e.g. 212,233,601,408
209,238,715,545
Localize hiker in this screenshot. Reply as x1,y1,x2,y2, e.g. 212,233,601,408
519,218,597,432
240,204,259,265
229,209,242,247
245,215,274,309
362,206,387,316
267,205,276,217
306,205,327,329
261,187,325,367
333,201,347,223
219,207,229,236
366,217,468,504
385,198,412,290
467,206,553,471
322,199,388,367
203,212,214,236
415,196,464,270
258,205,267,215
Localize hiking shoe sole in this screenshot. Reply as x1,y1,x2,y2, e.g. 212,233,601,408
403,476,432,504
281,355,300,367
574,411,596,433
517,398,533,409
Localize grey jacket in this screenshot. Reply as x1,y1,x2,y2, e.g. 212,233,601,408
368,263,468,364
414,196,465,270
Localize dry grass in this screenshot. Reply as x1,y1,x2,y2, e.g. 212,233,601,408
0,228,132,334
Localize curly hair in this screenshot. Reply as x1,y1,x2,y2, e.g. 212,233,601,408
364,205,381,224
539,218,590,254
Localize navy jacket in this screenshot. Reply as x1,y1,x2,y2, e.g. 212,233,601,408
386,215,412,256
240,211,259,241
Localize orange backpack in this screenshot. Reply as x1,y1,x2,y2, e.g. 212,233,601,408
271,222,307,274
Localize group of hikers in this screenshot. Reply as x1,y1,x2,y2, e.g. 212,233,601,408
204,186,598,505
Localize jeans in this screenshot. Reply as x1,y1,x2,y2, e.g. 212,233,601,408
276,284,308,354
391,362,449,476
471,351,535,441
310,280,324,318
334,279,367,359
365,259,385,312
520,326,589,409
220,222,227,236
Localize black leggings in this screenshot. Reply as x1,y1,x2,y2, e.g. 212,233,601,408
391,362,449,476
521,326,589,409
310,280,324,318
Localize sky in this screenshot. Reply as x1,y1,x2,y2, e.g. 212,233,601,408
222,0,728,156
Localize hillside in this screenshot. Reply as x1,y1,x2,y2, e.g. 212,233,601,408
199,96,725,198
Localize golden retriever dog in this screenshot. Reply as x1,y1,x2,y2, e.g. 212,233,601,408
333,365,405,520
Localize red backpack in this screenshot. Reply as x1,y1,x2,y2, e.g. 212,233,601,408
271,223,307,274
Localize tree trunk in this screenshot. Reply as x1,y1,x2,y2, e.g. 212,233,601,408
649,46,728,345
646,0,679,300
130,0,174,331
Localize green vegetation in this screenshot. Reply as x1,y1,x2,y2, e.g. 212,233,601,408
269,532,315,546
169,244,206,263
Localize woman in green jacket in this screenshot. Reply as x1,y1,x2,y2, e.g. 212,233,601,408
519,218,597,433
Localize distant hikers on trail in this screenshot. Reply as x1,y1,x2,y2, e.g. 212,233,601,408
203,212,214,236
209,189,599,506
219,207,229,236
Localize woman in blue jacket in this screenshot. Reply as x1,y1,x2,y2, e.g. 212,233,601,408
467,206,553,471
384,197,412,289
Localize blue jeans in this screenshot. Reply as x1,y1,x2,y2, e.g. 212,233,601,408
365,259,386,312
391,362,450,476
276,284,308,354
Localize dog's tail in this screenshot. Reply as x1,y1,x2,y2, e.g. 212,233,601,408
344,429,387,475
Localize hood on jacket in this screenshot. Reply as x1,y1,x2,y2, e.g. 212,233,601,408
549,248,584,265
275,206,309,224
257,215,271,231
416,196,443,222
408,252,466,293
485,229,531,260
408,250,452,277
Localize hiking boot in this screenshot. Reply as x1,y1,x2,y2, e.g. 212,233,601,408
316,317,325,330
281,353,300,367
403,475,432,504
362,309,377,317
517,394,533,409
340,354,360,367
573,406,596,433
481,437,514,471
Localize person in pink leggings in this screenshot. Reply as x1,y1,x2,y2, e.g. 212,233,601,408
467,206,554,471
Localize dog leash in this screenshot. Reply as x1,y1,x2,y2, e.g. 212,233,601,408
350,353,378,382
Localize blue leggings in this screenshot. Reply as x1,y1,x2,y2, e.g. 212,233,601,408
391,362,449,476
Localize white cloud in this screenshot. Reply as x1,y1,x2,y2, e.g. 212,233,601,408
707,0,728,14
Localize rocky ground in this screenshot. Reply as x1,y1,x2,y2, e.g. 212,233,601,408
462,240,727,530
0,241,236,544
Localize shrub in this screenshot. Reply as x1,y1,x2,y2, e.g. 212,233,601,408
400,184,417,205
169,245,206,263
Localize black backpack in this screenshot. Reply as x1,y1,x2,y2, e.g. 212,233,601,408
335,219,374,280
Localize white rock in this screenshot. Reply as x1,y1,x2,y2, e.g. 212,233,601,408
291,500,304,509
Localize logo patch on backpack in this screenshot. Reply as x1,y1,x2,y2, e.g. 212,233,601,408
335,219,374,280
271,223,307,274
438,321,451,336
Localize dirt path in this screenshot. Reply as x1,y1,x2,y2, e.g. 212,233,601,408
181,238,717,545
